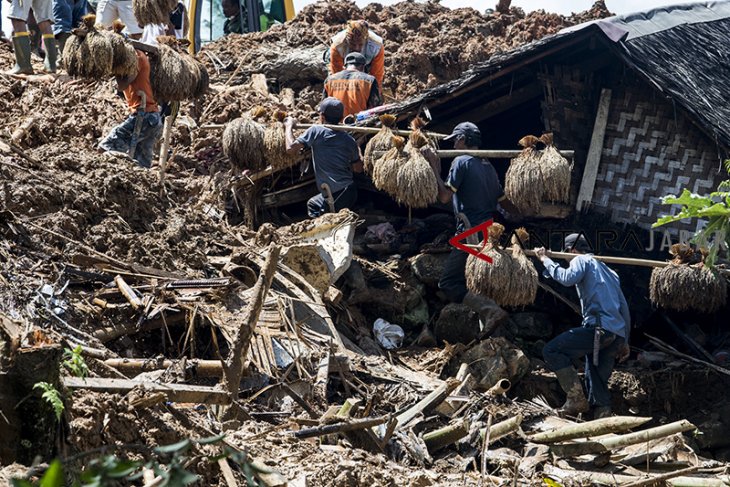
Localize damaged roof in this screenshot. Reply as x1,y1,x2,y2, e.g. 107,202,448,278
391,1,730,149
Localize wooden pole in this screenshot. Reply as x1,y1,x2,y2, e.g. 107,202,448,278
478,415,522,444
222,244,280,408
104,358,224,377
529,416,652,443
158,102,179,188
621,466,700,487
395,378,460,429
199,122,448,139
423,419,469,452
293,416,388,439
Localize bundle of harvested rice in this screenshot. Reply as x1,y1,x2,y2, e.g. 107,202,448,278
538,132,571,203
107,21,138,78
372,136,407,196
149,36,207,102
466,223,516,306
505,135,543,215
504,227,538,307
363,114,397,173
649,244,727,313
132,0,177,26
404,117,438,152
393,118,438,208
264,111,298,170
222,108,267,171
62,15,113,79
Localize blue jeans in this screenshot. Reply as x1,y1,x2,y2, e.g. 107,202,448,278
99,112,163,168
543,326,625,407
307,184,357,218
53,0,87,34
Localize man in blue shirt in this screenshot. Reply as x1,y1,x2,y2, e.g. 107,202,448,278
535,233,631,417
423,122,509,335
285,97,362,217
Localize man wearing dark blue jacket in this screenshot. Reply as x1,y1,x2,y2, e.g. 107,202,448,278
535,233,631,417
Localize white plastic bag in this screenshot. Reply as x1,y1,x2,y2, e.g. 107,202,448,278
373,318,404,350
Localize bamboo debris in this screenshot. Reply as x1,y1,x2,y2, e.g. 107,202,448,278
549,419,697,457
529,416,652,443
294,416,389,439
63,377,230,404
104,358,224,377
478,415,523,444
544,465,729,487
115,275,142,309
423,419,469,452
395,378,461,429
621,466,700,487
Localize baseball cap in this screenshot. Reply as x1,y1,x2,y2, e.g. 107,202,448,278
563,233,591,252
443,122,481,142
319,97,344,121
344,52,366,66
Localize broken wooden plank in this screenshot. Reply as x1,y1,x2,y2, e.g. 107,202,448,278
395,378,460,429
529,416,652,443
576,87,612,211
293,416,388,439
63,376,230,404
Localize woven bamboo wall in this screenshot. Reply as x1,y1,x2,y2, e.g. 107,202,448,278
591,78,725,232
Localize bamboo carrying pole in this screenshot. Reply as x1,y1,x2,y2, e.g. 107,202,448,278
465,245,730,276
372,149,575,159
199,122,448,139
529,415,652,443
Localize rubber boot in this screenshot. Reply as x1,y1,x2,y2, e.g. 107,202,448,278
43,35,58,73
9,34,34,75
462,292,509,337
593,406,612,419
56,32,70,61
554,367,590,416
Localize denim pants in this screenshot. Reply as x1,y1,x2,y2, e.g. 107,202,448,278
543,326,625,407
53,0,88,34
439,248,469,303
307,184,357,218
99,112,163,168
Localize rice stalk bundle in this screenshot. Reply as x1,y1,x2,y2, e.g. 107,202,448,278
363,114,396,174
466,223,517,306
538,132,571,203
222,110,267,170
504,227,538,307
133,0,177,26
649,244,727,313
404,116,438,152
505,135,543,215
372,135,407,196
264,111,298,170
395,145,438,209
63,15,113,79
150,37,206,102
107,21,138,78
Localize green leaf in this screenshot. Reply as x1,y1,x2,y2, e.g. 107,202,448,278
106,460,140,479
39,460,64,487
154,439,192,455
698,203,730,217
10,479,34,487
543,479,563,487
195,433,226,445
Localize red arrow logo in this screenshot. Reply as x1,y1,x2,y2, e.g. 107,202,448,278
449,219,494,264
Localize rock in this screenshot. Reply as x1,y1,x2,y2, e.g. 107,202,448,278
506,312,553,340
410,253,448,287
445,337,530,390
433,304,481,345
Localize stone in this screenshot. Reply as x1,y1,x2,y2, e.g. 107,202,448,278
433,303,481,345
506,312,553,340
444,337,530,390
410,253,448,287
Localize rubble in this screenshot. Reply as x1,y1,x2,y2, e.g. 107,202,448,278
2,0,730,485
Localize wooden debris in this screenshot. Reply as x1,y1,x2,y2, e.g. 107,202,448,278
479,415,523,444
63,377,230,405
115,275,142,309
395,378,460,429
529,415,652,443
621,466,700,487
423,419,469,452
103,358,224,377
294,416,389,439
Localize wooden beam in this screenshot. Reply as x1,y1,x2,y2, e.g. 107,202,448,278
63,377,230,405
438,82,543,124
576,88,612,211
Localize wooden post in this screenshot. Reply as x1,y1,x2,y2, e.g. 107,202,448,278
222,245,280,410
530,415,652,443
576,88,612,211
395,378,460,429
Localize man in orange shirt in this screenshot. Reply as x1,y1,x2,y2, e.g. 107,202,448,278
323,52,381,119
99,49,162,168
329,20,384,90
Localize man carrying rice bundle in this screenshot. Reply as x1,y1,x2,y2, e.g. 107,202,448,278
534,233,631,418
284,97,363,218
422,121,510,333
323,52,381,120
328,20,384,89
98,48,162,168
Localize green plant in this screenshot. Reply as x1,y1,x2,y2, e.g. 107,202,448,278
653,161,730,267
62,345,89,379
33,382,64,421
